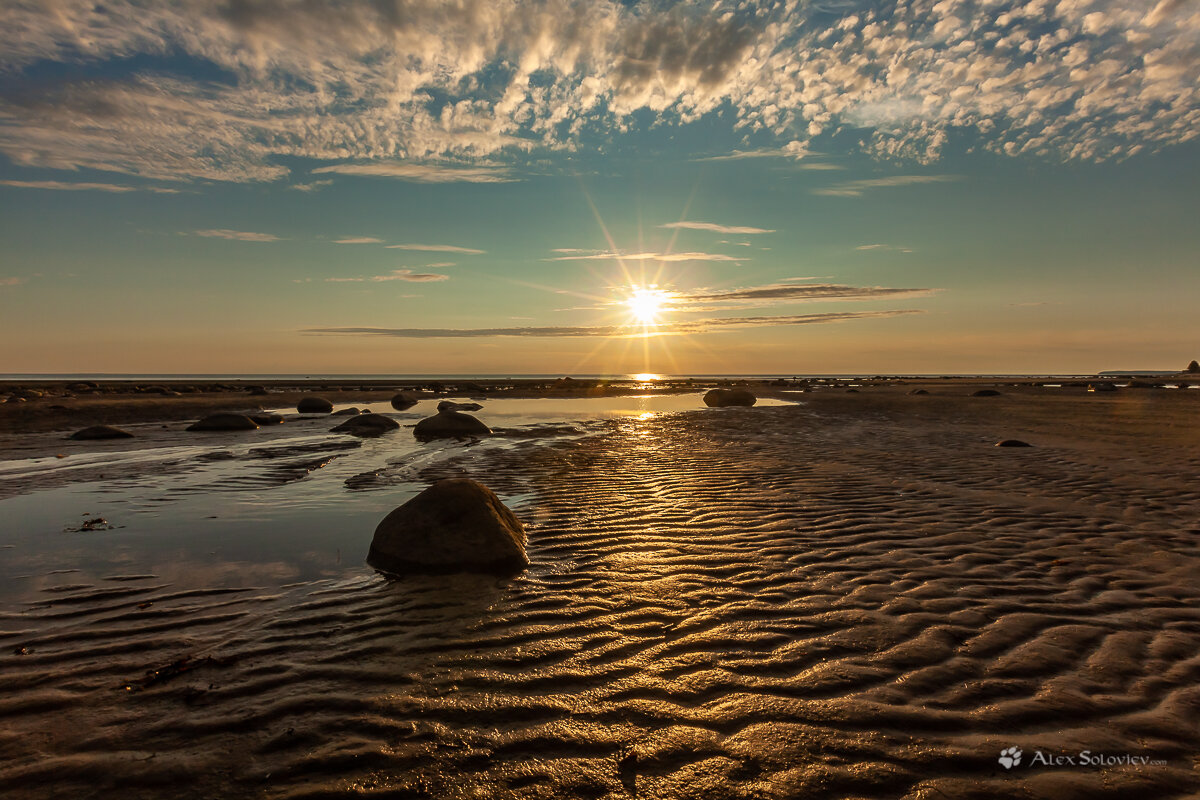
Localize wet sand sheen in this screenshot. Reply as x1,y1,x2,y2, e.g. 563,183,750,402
2,392,1200,798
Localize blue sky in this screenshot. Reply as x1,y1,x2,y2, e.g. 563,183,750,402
1,0,1197,375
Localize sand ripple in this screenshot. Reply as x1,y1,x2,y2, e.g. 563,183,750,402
2,400,1199,798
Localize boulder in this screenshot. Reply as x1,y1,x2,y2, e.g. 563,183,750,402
246,385,270,396
367,478,528,575
331,407,362,416
972,389,1002,397
1087,382,1118,393
247,412,285,425
909,389,930,395
413,410,492,439
995,439,1033,447
297,395,334,414
390,392,419,410
332,413,400,435
187,413,259,431
70,425,134,440
437,400,483,412
1186,360,1200,374
703,388,757,407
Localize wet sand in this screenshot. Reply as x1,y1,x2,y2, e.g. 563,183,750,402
2,386,1199,798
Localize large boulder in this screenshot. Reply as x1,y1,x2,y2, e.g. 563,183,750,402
703,388,757,407
413,410,492,439
367,478,528,575
1186,360,1199,374
390,392,419,410
70,425,134,440
187,413,259,431
332,413,400,435
297,395,334,413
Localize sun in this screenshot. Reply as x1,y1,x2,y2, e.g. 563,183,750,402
626,286,672,325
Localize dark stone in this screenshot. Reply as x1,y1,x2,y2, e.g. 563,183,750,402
367,478,527,576
972,389,1002,397
187,413,259,431
995,439,1033,447
332,407,362,416
1087,383,1118,393
246,385,270,396
247,412,285,425
297,395,334,414
390,392,419,410
437,400,483,412
70,425,134,440
909,389,929,395
413,410,492,439
1185,360,1200,374
332,413,400,435
703,388,757,407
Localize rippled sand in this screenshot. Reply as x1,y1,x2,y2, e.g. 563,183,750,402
2,390,1199,798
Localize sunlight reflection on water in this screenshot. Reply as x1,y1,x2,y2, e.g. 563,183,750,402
0,393,794,602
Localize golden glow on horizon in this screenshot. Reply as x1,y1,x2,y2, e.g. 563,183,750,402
632,373,660,381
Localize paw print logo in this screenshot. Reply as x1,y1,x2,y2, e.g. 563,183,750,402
998,747,1022,769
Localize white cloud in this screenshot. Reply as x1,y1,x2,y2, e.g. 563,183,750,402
660,221,776,234
384,243,485,254
311,163,514,183
0,179,178,193
0,0,1194,183
326,269,449,283
333,237,383,244
814,176,962,197
193,229,281,242
289,180,333,192
545,251,741,262
0,276,26,286
856,243,914,253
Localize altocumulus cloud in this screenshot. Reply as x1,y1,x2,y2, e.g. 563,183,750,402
0,0,1194,183
303,310,922,338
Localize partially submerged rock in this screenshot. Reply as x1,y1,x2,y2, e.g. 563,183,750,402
297,395,334,414
331,407,362,416
332,413,400,435
187,413,259,431
390,392,419,410
909,389,930,395
703,388,757,407
972,389,1002,397
437,400,483,412
413,410,492,439
995,439,1033,447
70,425,134,440
367,478,528,575
247,412,285,425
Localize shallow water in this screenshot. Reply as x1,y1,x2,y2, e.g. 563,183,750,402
0,394,791,603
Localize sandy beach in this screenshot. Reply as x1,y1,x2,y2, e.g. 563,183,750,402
1,382,1199,798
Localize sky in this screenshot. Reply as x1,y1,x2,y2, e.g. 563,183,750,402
1,0,1197,376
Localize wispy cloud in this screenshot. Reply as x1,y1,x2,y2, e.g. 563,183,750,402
0,179,178,193
385,244,486,255
193,229,281,242
312,163,514,183
0,276,26,287
660,221,776,235
326,269,449,283
681,282,937,305
289,180,334,192
303,309,922,338
333,237,383,244
814,176,961,197
545,251,741,262
692,142,810,161
856,243,914,253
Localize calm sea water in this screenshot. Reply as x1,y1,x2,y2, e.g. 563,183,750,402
0,393,794,603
